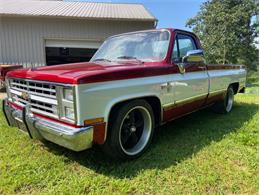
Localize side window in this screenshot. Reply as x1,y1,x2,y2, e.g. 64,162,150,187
178,34,197,58
172,34,197,62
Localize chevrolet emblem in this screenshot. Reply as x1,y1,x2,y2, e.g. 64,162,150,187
21,91,30,100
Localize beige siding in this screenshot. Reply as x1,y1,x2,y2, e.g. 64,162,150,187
0,16,155,67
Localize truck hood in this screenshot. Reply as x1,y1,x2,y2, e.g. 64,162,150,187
6,61,170,84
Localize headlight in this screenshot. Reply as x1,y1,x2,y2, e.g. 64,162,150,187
63,88,73,101
65,107,75,120
60,87,76,122
57,86,76,123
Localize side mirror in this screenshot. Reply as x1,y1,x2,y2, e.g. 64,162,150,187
182,49,205,63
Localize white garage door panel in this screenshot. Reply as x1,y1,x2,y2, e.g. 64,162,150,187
45,39,102,49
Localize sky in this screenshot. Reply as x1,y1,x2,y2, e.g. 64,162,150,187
70,0,206,30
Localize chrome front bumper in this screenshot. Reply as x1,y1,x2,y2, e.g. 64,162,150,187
2,98,93,151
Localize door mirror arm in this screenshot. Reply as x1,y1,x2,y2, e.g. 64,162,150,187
177,63,186,74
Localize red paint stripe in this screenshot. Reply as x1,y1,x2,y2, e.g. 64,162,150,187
205,91,226,105
74,64,244,84
162,90,228,122
207,64,245,70
92,122,106,145
33,113,82,128
7,62,245,85
163,98,205,122
77,65,178,84
9,101,23,110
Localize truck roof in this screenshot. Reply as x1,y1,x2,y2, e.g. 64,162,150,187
108,28,198,39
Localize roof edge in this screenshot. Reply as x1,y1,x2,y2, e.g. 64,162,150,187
140,4,158,22
0,13,157,22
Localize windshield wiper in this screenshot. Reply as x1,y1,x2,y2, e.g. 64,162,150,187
117,56,138,60
92,58,112,62
117,56,143,63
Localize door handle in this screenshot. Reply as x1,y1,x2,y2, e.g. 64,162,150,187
161,83,168,89
161,82,173,92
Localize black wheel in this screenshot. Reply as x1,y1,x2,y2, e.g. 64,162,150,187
212,86,234,114
102,99,155,160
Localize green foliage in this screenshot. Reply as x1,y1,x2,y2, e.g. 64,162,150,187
186,0,258,69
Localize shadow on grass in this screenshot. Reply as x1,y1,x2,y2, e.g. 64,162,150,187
41,101,258,179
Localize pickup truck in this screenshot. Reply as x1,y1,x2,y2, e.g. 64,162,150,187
3,29,246,160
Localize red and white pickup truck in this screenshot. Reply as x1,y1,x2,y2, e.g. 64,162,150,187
3,29,246,160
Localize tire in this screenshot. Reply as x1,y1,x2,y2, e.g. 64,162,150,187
212,86,234,114
102,99,155,160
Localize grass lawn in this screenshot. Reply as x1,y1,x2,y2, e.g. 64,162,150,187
0,74,258,194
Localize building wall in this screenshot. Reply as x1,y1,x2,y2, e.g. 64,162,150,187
0,16,155,67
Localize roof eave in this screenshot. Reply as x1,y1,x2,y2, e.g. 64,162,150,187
0,13,157,22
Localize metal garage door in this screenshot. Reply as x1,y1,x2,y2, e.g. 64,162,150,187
45,39,102,65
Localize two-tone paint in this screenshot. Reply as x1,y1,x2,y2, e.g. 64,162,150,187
5,28,247,148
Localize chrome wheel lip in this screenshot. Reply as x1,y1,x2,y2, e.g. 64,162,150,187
119,106,152,156
225,89,234,112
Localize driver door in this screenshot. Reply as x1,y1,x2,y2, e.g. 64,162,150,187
170,33,209,117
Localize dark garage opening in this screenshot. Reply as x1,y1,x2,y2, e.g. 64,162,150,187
46,47,98,65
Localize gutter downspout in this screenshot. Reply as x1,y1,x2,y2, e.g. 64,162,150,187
154,20,158,28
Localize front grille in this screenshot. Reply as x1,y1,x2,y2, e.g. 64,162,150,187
10,79,56,98
9,78,58,118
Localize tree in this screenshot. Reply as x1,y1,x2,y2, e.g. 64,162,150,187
186,0,258,70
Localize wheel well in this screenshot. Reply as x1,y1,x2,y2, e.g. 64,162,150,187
229,82,239,94
108,96,162,127
143,96,162,126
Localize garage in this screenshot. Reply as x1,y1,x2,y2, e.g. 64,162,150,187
45,39,102,65
0,0,157,67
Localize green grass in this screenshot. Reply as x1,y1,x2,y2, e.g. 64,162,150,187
246,71,259,94
0,74,258,194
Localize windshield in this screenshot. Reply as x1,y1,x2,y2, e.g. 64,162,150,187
90,30,170,63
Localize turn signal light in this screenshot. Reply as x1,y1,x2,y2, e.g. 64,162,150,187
84,118,104,125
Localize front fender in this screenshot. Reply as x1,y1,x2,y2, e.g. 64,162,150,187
76,77,166,126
